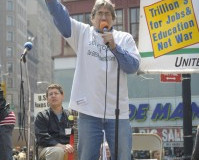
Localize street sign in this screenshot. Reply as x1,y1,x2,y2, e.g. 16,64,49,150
160,74,182,83
34,93,48,117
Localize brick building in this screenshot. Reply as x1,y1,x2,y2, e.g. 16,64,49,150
56,0,140,57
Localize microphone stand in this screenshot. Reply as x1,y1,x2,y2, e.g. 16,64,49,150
20,54,31,160
103,30,120,159
106,44,120,160
115,57,120,160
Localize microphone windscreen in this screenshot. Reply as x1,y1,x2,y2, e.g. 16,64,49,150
24,42,33,51
99,21,109,32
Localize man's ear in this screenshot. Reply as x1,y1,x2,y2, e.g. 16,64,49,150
61,93,64,101
90,18,94,25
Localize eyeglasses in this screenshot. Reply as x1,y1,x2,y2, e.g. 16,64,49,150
48,92,61,97
96,11,112,18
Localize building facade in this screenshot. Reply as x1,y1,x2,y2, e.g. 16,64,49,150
0,0,61,149
0,0,29,124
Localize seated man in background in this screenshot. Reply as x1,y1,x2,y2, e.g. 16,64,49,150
35,84,74,160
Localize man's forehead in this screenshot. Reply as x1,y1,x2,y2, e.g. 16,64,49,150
97,6,111,12
48,88,59,92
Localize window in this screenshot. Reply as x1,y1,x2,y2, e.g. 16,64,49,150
114,10,123,31
6,47,13,57
6,62,13,73
7,1,14,11
85,13,91,25
71,14,84,22
71,13,91,25
7,77,13,88
7,94,14,104
54,69,75,103
130,8,140,44
7,31,14,42
7,16,14,26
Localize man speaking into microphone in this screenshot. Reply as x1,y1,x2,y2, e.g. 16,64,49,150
45,0,140,159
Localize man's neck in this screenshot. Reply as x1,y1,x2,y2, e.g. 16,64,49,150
51,106,63,114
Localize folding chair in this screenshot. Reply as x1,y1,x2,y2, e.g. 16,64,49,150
192,125,199,160
132,133,163,160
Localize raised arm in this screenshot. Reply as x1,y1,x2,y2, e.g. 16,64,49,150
45,0,71,38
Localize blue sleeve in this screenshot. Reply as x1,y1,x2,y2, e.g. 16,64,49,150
111,45,140,74
45,0,71,38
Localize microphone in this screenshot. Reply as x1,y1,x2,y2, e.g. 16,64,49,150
100,21,110,46
100,21,109,33
20,42,33,62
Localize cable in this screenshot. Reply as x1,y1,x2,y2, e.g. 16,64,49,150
103,46,108,127
101,45,109,160
18,60,27,147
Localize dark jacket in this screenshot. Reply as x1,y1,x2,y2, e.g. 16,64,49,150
34,108,71,147
192,125,199,160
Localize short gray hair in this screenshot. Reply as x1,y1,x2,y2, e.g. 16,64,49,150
91,0,116,20
46,83,64,97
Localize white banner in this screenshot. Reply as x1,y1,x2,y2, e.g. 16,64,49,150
138,0,199,74
129,96,199,127
34,93,48,117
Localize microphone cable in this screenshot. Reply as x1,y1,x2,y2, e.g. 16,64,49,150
103,46,109,125
101,21,110,127
18,60,28,147
101,45,109,160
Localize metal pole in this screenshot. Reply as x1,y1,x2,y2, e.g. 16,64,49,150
20,58,31,160
182,74,193,160
0,64,2,82
115,65,120,160
25,62,31,160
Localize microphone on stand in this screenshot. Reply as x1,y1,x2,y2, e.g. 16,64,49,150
20,42,33,62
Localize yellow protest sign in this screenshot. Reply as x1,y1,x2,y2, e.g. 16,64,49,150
144,0,199,58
